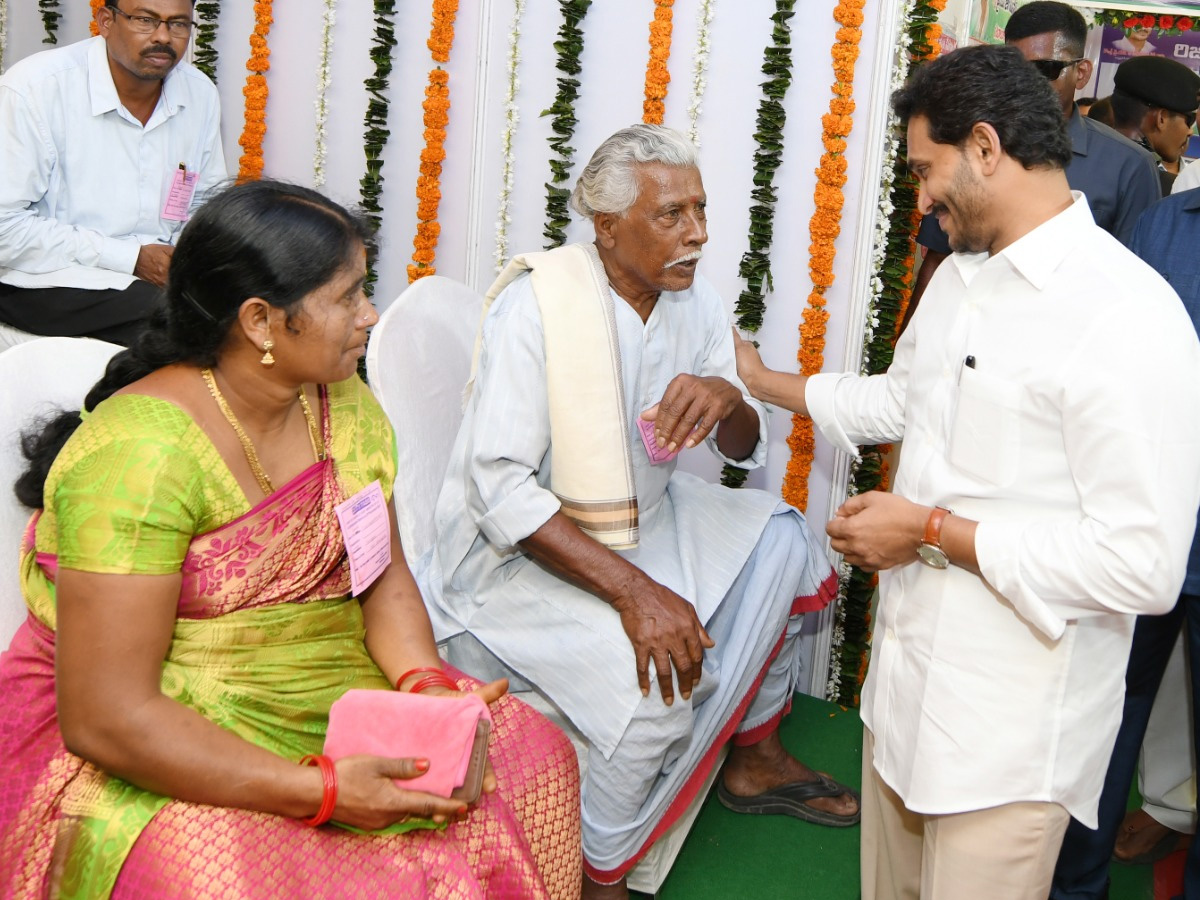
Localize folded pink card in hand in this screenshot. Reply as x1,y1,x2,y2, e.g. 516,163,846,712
637,415,681,464
324,690,491,799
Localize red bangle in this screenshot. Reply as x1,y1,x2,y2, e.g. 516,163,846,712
299,754,337,827
408,672,459,694
395,666,447,692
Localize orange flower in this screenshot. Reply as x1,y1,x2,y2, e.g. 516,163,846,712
642,0,675,125
787,0,863,512
89,0,104,35
428,0,459,64
410,0,460,284
237,2,274,182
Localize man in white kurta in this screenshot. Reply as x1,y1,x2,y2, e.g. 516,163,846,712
433,126,847,898
735,45,1200,900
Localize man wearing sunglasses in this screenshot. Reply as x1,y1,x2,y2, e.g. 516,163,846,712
0,0,226,347
901,1,1159,333
1108,55,1200,196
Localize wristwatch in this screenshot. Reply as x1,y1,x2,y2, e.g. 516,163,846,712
916,506,952,569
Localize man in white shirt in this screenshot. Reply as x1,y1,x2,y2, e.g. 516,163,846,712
0,0,226,346
735,45,1200,900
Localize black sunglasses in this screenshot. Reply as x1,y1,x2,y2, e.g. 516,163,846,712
1180,110,1198,129
1030,57,1086,80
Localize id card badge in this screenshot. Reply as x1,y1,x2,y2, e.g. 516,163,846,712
637,415,681,464
334,480,392,595
161,164,198,222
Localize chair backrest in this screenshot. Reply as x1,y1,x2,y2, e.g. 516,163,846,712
366,276,483,569
0,337,123,649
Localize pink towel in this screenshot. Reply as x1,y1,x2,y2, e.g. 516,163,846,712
324,690,491,798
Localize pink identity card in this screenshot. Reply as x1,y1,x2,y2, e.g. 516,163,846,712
335,479,392,595
637,416,681,464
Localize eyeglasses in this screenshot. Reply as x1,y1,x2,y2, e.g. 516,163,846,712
1030,57,1086,80
108,6,195,37
1178,110,1198,129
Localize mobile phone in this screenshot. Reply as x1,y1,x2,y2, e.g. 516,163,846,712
450,718,491,804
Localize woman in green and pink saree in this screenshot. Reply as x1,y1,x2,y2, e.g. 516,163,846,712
0,180,581,900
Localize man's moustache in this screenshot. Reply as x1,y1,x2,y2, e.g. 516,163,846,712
663,252,703,269
143,45,178,60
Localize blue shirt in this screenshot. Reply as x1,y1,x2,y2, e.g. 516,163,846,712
1129,188,1200,594
919,107,1161,253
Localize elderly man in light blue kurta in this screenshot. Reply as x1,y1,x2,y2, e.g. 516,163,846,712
433,125,853,900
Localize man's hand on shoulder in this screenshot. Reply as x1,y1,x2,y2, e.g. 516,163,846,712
135,243,174,287
610,578,715,706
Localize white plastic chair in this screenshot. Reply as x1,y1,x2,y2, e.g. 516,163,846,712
366,275,483,578
366,276,719,892
0,337,123,649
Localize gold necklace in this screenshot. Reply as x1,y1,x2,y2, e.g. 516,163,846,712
201,368,324,496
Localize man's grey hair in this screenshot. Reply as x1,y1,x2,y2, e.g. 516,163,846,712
570,124,699,218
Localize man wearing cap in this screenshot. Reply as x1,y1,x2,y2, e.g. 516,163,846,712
1109,55,1200,195
0,0,226,347
900,1,1160,331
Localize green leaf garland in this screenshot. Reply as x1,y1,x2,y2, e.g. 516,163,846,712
38,0,59,44
359,0,398,294
541,0,591,250
722,0,795,490
193,2,220,82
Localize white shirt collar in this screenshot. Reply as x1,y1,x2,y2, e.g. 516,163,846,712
949,191,1095,292
86,34,186,123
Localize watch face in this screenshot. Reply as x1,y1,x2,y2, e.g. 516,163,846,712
917,543,950,569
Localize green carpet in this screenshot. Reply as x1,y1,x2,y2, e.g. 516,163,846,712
632,692,1154,900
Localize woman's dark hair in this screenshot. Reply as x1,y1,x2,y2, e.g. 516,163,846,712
892,44,1072,171
14,179,374,509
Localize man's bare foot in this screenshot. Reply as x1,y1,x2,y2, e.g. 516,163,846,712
721,730,859,821
1113,809,1187,864
581,874,628,900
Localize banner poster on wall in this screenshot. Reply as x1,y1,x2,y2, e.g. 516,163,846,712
1100,23,1200,75
968,0,1023,45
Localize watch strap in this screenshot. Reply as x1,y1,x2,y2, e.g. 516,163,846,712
922,506,951,549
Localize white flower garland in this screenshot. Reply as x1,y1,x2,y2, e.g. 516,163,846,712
493,0,526,273
860,0,918,371
0,0,8,75
686,0,714,146
312,0,336,187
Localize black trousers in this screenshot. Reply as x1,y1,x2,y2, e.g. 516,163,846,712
0,280,166,347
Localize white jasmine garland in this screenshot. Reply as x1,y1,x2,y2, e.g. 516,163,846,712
861,0,918,372
686,0,714,145
312,0,336,187
494,0,525,272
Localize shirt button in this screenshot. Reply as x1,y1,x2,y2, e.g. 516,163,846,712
885,628,897,641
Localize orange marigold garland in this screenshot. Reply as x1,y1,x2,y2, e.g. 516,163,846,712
642,0,674,125
89,0,103,36
237,0,273,181
407,0,458,283
781,0,863,514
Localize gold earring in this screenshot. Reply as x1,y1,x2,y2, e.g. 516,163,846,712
260,340,275,367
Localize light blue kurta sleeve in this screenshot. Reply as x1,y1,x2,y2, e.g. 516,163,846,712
464,276,562,551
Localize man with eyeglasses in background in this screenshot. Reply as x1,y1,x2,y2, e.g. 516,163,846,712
900,1,1159,332
0,0,226,347
1108,55,1200,196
